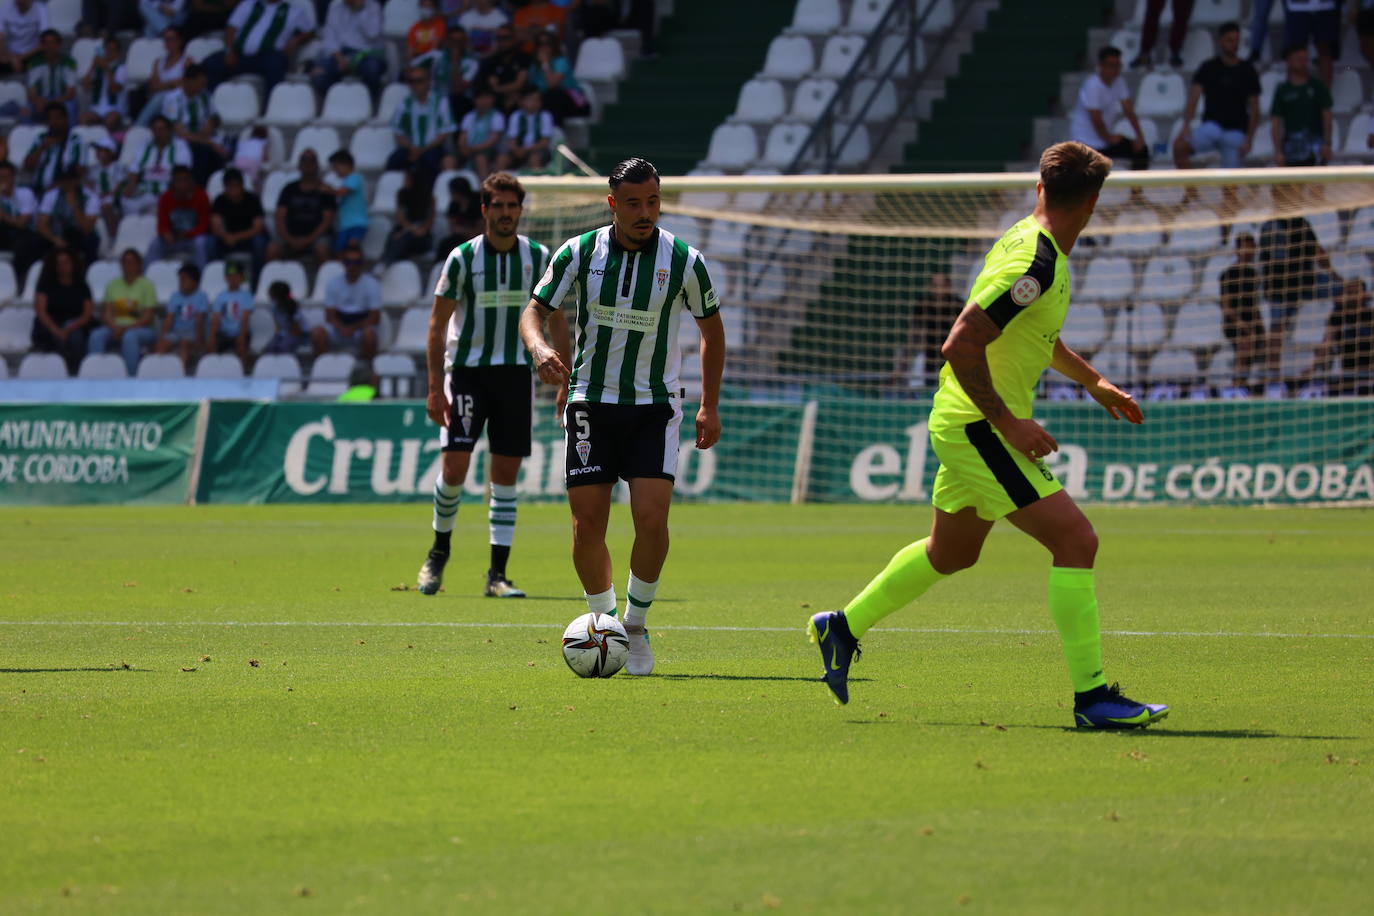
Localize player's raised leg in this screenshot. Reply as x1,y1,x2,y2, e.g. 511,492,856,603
1007,490,1168,728
484,454,526,598
419,450,468,595
623,477,673,675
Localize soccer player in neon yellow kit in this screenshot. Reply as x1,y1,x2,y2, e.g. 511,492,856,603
809,141,1168,729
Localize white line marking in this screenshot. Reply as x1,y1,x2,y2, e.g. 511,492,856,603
1,621,1371,639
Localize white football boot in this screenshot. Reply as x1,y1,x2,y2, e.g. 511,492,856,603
623,623,654,675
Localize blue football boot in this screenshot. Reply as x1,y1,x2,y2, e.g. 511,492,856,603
1074,682,1169,729
808,611,860,705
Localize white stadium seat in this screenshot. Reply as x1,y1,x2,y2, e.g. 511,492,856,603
363,217,391,262
380,261,422,308
1062,302,1108,352
195,353,245,378
1331,69,1363,115
252,353,303,394
0,261,17,304
255,261,308,305
261,170,300,212
1166,222,1221,254
374,83,410,125
0,81,26,116
1170,302,1226,349
1190,0,1241,26
239,125,287,171
322,81,374,125
872,33,923,77
249,307,277,352
213,82,261,128
78,353,128,379
790,0,842,34
1079,256,1137,300
1179,28,1212,71
791,78,838,121
849,0,893,31
0,308,31,353
1342,113,1373,159
917,0,953,32
85,260,120,297
201,260,228,299
833,122,872,167
7,124,43,167
574,37,626,82
16,262,41,307
1292,300,1334,345
1331,251,1374,291
734,79,787,123
1147,348,1200,382
290,125,342,162
1308,209,1343,253
763,123,809,168
370,170,406,215
391,308,430,353
819,35,865,78
113,216,158,259
705,124,759,170
1090,347,1136,383
1137,255,1196,302
185,36,225,63
847,78,899,122
349,126,396,171
1259,70,1284,110
1134,72,1187,117
264,82,319,126
1111,116,1160,152
1108,302,1168,350
146,260,183,302
374,353,418,398
1107,212,1164,254
205,169,226,201
659,215,708,248
308,353,356,396
383,0,419,38
118,127,152,167
136,354,186,379
18,352,68,379
761,36,815,80
71,37,100,77
124,38,163,84
308,261,344,307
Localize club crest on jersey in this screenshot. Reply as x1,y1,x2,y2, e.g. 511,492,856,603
575,439,592,466
656,268,668,290
1010,275,1041,306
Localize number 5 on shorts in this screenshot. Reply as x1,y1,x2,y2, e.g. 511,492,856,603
574,410,590,440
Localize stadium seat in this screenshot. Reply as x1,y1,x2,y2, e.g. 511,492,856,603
15,262,40,307
1331,69,1363,115
658,215,707,247
145,261,183,302
374,83,410,125
322,81,374,125
1147,347,1200,383
872,33,923,77
290,126,341,162
833,123,872,167
1138,255,1196,302
265,83,319,127
847,78,899,122
1331,251,1374,291
1341,113,1372,159
1291,299,1333,345
124,37,163,84
71,37,101,77
255,261,308,305
6,124,43,167
734,79,787,123
1170,302,1226,349
118,126,153,167
0,307,31,353
1079,256,1137,300
790,0,842,34
239,125,287,170
0,260,16,304
370,170,406,215
205,169,226,201
136,353,186,379
391,308,429,353
819,35,865,78
1259,70,1284,111
1062,302,1108,351
1204,346,1238,388
1134,73,1187,117
761,36,815,80
732,168,779,213
78,353,128,378
1107,212,1164,254
212,82,261,128
252,353,303,394
349,126,396,171
17,352,68,379
380,262,422,308
707,219,750,260
1245,126,1274,163
185,36,225,64
201,260,228,299
382,0,419,38
0,81,26,117
85,260,120,297
308,353,356,396
374,352,418,397
363,217,391,262
705,125,759,170
849,0,894,31
1110,116,1160,153
72,125,113,157
195,353,245,378
762,123,809,168
1166,222,1221,254
432,169,479,215
1108,302,1168,350
113,216,158,259
1305,209,1343,253
574,37,626,82
917,0,953,32
248,306,277,352
1178,29,1212,71
289,0,317,29
307,260,345,307
1190,0,1242,26
791,79,838,121
261,170,300,212
1089,347,1136,384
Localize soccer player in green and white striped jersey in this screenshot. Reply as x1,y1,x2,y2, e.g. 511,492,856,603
520,158,726,676
418,172,558,599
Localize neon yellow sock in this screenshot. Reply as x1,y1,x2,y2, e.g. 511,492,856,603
842,538,946,637
1048,566,1108,693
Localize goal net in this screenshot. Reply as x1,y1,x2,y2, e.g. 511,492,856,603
519,168,1374,507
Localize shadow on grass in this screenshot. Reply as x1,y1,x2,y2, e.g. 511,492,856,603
905,722,1360,740
0,667,151,674
412,595,683,603
656,673,871,683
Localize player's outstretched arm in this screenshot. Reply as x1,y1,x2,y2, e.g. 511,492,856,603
1051,337,1143,424
695,311,725,449
426,295,456,426
519,300,570,386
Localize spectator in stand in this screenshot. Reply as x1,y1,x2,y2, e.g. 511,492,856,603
80,33,128,132
1218,233,1264,391
1270,44,1332,167
263,278,310,354
903,271,963,390
433,173,481,257
529,32,588,123
407,0,445,61
122,115,193,215
1247,0,1274,64
87,248,159,375
477,23,531,110
498,86,554,171
87,137,123,237
1069,46,1150,170
385,65,456,191
35,167,100,264
325,149,368,255
201,0,316,91
459,0,507,57
381,166,433,264
154,261,209,370
1284,0,1338,86
266,148,335,264
30,248,94,375
1173,22,1260,169
456,86,505,179
207,258,252,368
312,243,380,359
211,167,268,275
139,0,186,35
1259,184,1336,386
24,102,81,194
78,0,136,37
311,0,385,101
24,28,77,122
1310,278,1374,395
416,21,478,121
163,63,227,184
231,123,269,188
514,0,567,53
182,0,233,40
0,0,49,77
1354,0,1374,69
625,0,658,59
0,160,42,281
136,26,188,126
1130,0,1193,69
578,0,618,38
148,165,212,267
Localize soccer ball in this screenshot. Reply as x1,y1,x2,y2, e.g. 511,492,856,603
561,612,630,678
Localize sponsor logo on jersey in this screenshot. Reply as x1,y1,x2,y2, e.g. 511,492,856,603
1010,275,1041,306
589,304,660,331
568,463,602,476
575,439,592,466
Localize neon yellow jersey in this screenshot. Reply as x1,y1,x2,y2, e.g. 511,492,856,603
929,215,1069,434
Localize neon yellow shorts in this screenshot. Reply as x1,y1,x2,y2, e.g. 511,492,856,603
930,419,1062,521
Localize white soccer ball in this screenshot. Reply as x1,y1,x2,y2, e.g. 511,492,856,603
561,612,630,678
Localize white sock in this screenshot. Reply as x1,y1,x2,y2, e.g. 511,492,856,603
585,587,617,617
432,475,462,533
624,573,658,628
488,483,517,547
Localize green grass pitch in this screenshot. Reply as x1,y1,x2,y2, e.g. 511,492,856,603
2,503,1372,913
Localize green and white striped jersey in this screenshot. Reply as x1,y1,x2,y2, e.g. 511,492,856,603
533,226,719,406
435,233,550,370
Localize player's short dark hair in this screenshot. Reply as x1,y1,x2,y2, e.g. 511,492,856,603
1098,45,1122,63
178,262,201,282
1039,141,1111,210
481,171,525,207
1217,21,1240,37
608,157,660,192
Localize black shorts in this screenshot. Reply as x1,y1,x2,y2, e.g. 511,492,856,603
442,364,533,456
564,400,683,488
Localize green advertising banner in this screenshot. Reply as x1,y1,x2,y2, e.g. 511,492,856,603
805,398,1374,506
0,402,201,505
195,400,805,504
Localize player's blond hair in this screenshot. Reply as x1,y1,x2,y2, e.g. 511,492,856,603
1039,142,1112,210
